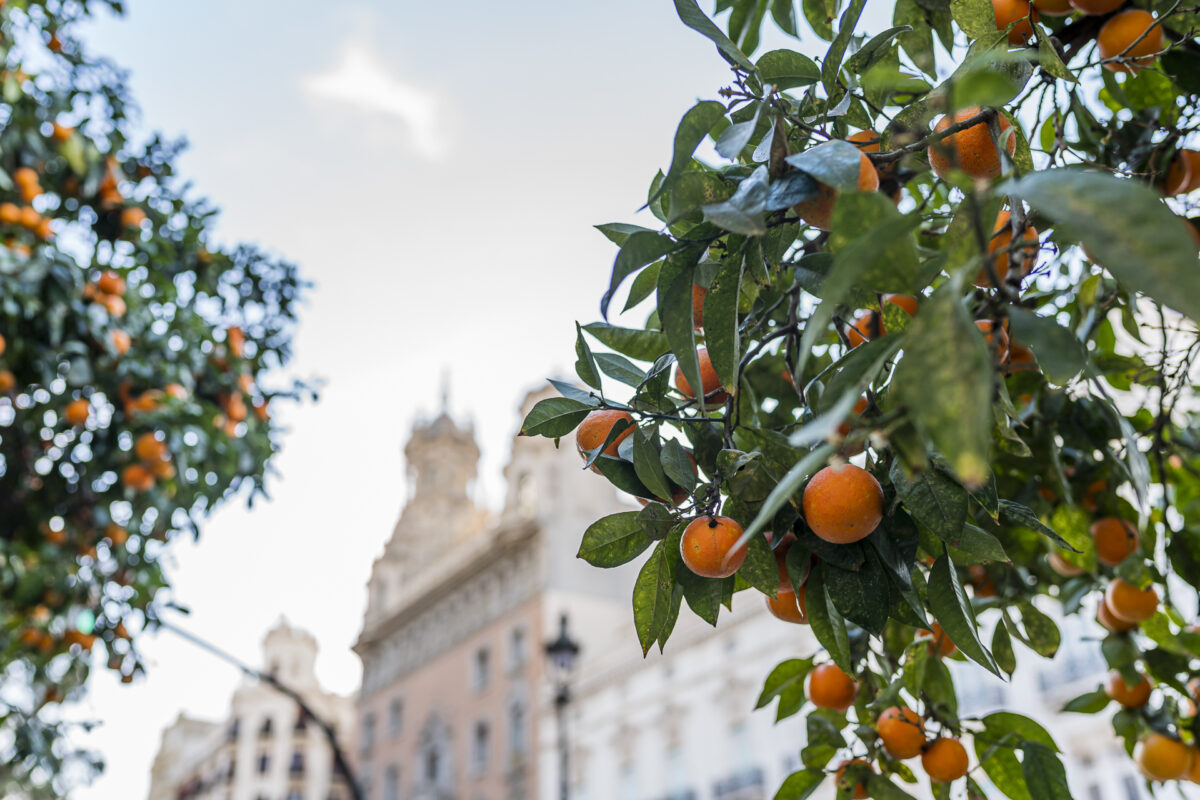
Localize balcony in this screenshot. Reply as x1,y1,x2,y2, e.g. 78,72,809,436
712,766,765,800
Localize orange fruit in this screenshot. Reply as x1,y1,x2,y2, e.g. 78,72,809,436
877,706,926,759
1098,10,1163,74
802,464,884,544
968,564,998,597
793,149,879,231
673,347,730,408
134,432,168,463
836,396,870,437
1097,596,1138,632
1187,749,1200,784
18,206,40,229
576,409,634,463
0,202,19,224
1068,0,1123,12
1091,517,1138,565
885,293,919,317
0,331,5,355
0,369,14,394
1082,478,1107,511
105,523,128,546
1047,552,1084,577
846,312,881,348
13,166,37,187
1135,734,1192,781
981,210,1039,288
1105,670,1152,708
679,515,747,578
64,398,90,426
225,392,247,423
993,0,1039,44
848,130,882,153
765,585,808,624
109,329,131,355
101,293,126,317
922,738,970,782
97,270,125,296
807,663,858,711
1164,150,1200,196
52,122,73,142
121,463,155,492
975,320,1011,362
1105,578,1159,622
120,206,147,229
253,398,270,422
922,623,958,657
692,283,706,329
834,759,870,799
1033,0,1072,15
34,217,52,240
149,459,176,480
929,107,1016,181
165,383,188,400
226,326,245,358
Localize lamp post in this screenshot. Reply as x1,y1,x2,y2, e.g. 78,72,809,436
545,613,580,800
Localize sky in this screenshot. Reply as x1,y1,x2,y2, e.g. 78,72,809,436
61,2,893,797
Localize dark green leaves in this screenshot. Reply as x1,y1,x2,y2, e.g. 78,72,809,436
1020,742,1072,800
1006,170,1200,325
578,512,654,567
786,139,864,193
674,0,755,69
633,540,678,655
892,278,993,488
1062,688,1110,714
1007,307,1086,385
890,461,968,542
520,397,591,437
998,500,1079,551
703,165,769,235
828,194,922,293
821,0,868,94
773,769,826,800
825,549,890,635
951,0,998,39
756,49,821,90
705,256,743,389
583,322,670,362
928,555,1001,676
805,563,852,671
601,231,680,320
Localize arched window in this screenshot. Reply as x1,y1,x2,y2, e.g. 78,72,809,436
258,717,273,738
508,700,527,758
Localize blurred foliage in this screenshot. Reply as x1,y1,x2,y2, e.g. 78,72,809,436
526,0,1200,797
0,1,308,795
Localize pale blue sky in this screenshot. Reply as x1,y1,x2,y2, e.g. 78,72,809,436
64,2,886,797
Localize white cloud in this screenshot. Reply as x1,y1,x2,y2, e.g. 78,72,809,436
303,43,447,159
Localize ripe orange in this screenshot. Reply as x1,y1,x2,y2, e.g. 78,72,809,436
848,130,881,153
968,564,997,597
110,329,131,355
807,663,858,711
1097,596,1138,632
793,150,879,231
134,432,168,463
576,409,634,461
1105,578,1158,622
922,738,970,782
922,623,958,657
0,202,19,224
680,515,747,578
105,523,128,547
1187,749,1200,784
1164,150,1200,196
120,206,147,229
0,331,5,356
981,210,1039,288
0,369,14,394
692,284,706,329
1047,552,1084,577
885,294,920,317
802,464,884,544
227,326,245,358
765,585,808,624
975,320,1010,362
1091,517,1138,565
18,206,40,229
34,217,52,239
52,122,72,142
673,347,730,408
225,392,248,423
1081,478,1107,511
13,166,37,188
1033,0,1072,15
1135,734,1192,781
149,458,176,480
834,759,870,799
1098,10,1163,74
993,0,1039,44
1068,0,1122,12
97,270,125,296
121,463,155,492
877,706,926,759
1105,670,1152,708
836,396,870,437
101,293,126,317
64,398,90,426
165,383,188,400
929,107,1016,181
253,398,270,422
846,312,881,348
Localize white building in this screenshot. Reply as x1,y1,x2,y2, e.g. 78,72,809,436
147,621,356,800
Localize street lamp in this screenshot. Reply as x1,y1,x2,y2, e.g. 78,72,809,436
545,613,580,800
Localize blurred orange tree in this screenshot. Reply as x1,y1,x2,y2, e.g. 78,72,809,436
524,0,1200,797
0,1,307,794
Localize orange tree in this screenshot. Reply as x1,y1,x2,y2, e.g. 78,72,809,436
522,0,1200,797
0,1,306,794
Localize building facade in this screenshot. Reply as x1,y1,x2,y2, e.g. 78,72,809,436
147,621,356,800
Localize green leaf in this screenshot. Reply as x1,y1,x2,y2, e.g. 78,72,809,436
668,172,735,225
982,712,1059,750
975,743,1030,800
633,542,677,655
756,658,816,708
864,775,919,800
771,0,800,36
716,101,765,160
633,429,673,502
786,139,864,193
574,322,602,390
774,769,826,800
583,322,670,362
825,549,890,634
828,194,922,292
955,523,1010,562
928,555,1001,676
1016,600,1061,658
822,0,868,94
661,438,698,491
998,500,1079,552
1062,688,1110,714
596,222,657,246
992,620,1016,675
601,231,680,319
802,0,835,40
703,165,769,235
674,0,756,69
890,461,968,542
1020,743,1072,800
806,563,852,671
578,512,655,567
520,397,592,437
705,255,743,391
757,48,821,90
679,567,731,625
1005,169,1200,325
739,530,780,595
951,0,998,39
1007,307,1086,385
892,277,993,488
594,352,645,387
1033,24,1075,82
649,100,729,209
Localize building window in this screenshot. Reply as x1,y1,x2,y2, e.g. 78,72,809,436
508,701,527,759
257,752,270,774
290,750,304,775
426,748,440,783
509,627,527,671
295,710,308,733
227,718,240,743
472,721,491,774
362,712,377,755
286,793,302,800
384,765,399,800
730,722,752,770
259,717,274,738
389,698,403,738
472,647,491,691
